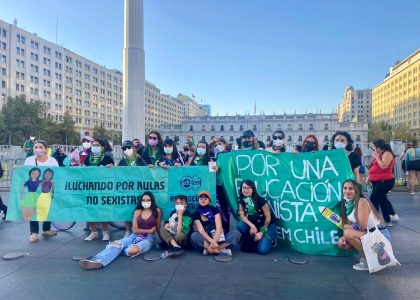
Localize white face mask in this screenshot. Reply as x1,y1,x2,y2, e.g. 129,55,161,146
197,148,206,156
273,139,284,147
164,147,173,154
334,141,346,149
30,136,35,141
83,142,91,149
216,145,225,152
142,201,151,208
343,196,353,202
124,148,134,156
175,204,185,211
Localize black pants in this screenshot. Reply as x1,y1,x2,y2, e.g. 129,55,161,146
216,184,230,233
0,196,7,212
30,221,51,234
370,179,395,223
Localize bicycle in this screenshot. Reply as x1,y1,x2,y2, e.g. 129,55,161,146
52,221,126,231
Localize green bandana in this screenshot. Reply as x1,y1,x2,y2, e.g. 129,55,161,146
125,156,136,166
244,197,256,215
345,199,355,216
194,156,205,165
148,147,162,165
89,153,104,166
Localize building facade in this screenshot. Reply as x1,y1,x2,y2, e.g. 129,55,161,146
159,113,368,147
372,49,420,137
338,86,372,124
0,19,209,139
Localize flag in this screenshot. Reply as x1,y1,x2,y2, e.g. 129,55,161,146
192,94,195,98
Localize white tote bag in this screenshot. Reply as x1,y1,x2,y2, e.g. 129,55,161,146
361,223,401,273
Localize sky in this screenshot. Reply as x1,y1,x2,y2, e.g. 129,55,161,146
1,0,419,116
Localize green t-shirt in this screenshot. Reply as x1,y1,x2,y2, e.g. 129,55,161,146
22,140,34,156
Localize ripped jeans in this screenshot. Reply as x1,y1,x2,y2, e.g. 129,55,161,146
92,233,155,267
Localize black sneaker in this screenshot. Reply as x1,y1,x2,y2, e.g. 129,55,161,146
168,247,184,257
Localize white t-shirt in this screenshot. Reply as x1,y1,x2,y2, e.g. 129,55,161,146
24,156,59,167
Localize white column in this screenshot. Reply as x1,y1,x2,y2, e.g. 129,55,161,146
123,0,145,143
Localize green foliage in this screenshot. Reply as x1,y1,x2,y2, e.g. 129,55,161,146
369,121,416,143
93,124,112,141
393,124,416,143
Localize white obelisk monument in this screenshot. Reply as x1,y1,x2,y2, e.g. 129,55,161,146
123,0,145,143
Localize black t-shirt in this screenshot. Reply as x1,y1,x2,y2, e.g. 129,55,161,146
238,196,275,229
348,151,362,171
84,154,114,166
192,206,220,234
118,157,147,166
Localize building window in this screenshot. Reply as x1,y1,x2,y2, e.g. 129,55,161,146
253,124,257,131
230,125,234,131
201,125,206,131
211,125,215,131
309,124,314,130
189,125,193,131
229,136,234,142
298,136,303,142
201,136,206,141
220,125,224,131
324,124,329,130
356,135,361,142
298,124,303,130
324,135,329,142
239,125,244,131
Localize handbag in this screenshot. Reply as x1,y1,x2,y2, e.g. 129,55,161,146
360,214,401,273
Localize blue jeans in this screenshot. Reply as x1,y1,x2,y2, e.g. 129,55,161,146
236,221,277,255
190,230,241,250
93,233,155,267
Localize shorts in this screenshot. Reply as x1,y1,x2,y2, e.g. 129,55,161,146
407,160,420,171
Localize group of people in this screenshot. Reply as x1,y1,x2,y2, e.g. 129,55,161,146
13,128,415,272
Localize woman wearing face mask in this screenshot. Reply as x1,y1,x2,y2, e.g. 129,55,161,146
266,130,295,154
159,195,193,252
191,191,240,256
188,141,210,166
367,139,398,226
330,131,361,183
118,140,147,237
24,140,59,242
80,191,162,270
179,143,191,165
301,135,319,152
78,136,94,166
236,179,277,255
142,131,164,167
84,139,115,241
156,139,183,169
337,179,391,271
241,130,259,150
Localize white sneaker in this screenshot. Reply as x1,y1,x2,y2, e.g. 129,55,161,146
220,248,232,256
102,231,110,241
353,257,369,271
84,232,98,241
390,214,399,222
29,233,38,243
410,192,415,195
79,259,102,270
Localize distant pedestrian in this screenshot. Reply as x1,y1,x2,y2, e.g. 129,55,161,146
405,141,420,195
22,135,35,157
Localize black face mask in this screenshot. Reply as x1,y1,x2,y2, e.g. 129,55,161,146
242,141,254,148
303,142,315,152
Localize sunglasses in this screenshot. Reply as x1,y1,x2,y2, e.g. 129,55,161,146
199,195,209,199
149,136,158,140
122,146,132,151
273,136,283,140
92,144,101,147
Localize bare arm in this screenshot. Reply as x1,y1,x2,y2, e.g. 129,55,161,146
193,219,213,244
374,151,393,169
357,199,370,230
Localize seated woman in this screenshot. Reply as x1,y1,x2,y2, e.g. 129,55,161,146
159,195,193,252
236,179,277,255
191,191,240,256
79,192,162,270
337,179,391,271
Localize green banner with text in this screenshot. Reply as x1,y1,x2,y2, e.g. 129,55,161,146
7,166,215,222
216,149,354,256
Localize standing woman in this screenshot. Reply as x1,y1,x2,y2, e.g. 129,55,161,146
118,140,147,237
301,135,319,152
80,192,161,270
405,141,420,195
330,131,362,183
368,139,398,226
24,140,59,242
84,139,114,241
338,179,391,271
188,141,210,166
142,131,164,167
156,139,184,169
236,179,277,255
266,130,295,154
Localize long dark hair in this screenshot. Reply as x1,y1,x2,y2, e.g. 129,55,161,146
194,141,210,164
163,138,180,160
239,179,260,207
147,131,163,148
135,191,159,218
302,135,319,152
330,131,354,151
340,179,383,226
373,139,394,156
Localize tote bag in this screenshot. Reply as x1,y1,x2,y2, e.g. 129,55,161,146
361,222,401,273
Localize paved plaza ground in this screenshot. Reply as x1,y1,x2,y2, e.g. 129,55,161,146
0,191,419,300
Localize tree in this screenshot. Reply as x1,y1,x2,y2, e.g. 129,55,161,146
54,111,80,145
93,124,112,141
393,124,416,143
368,121,392,142
1,95,46,145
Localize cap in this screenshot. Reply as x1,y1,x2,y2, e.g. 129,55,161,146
122,140,134,148
242,130,255,138
82,136,94,142
198,190,211,199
